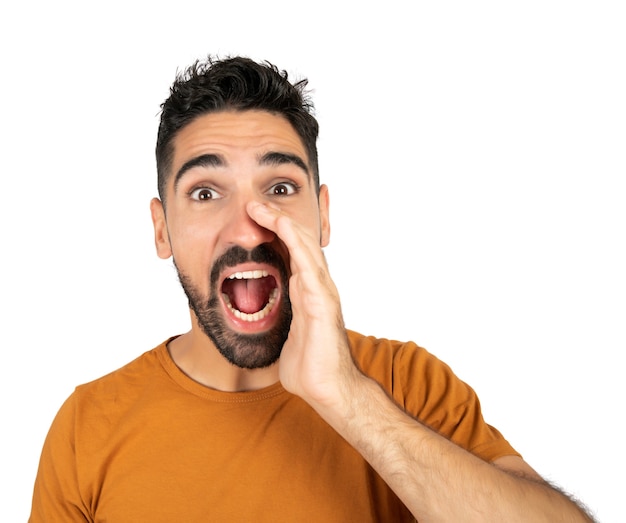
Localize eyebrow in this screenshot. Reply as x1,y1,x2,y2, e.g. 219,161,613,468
174,153,224,192
258,151,310,177
173,151,310,192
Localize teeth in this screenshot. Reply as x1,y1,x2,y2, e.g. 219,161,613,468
223,288,278,322
228,270,269,280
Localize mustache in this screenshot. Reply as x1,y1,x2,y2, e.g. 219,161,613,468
209,244,288,289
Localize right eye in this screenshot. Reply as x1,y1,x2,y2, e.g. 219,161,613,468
189,187,222,201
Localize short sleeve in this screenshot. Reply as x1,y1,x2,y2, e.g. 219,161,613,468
29,392,92,522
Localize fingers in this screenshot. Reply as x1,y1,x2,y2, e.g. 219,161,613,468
247,200,341,312
246,200,296,244
246,201,326,272
246,203,349,405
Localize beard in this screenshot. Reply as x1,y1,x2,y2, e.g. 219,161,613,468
175,244,292,369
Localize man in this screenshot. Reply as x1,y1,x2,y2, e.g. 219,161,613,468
30,56,594,522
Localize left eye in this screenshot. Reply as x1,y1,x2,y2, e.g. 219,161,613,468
268,182,297,196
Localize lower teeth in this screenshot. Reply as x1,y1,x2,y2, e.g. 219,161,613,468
223,288,278,322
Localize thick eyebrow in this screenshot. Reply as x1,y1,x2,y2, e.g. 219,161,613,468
174,153,224,192
259,151,310,178
173,151,310,193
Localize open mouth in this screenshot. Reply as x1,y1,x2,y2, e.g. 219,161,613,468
221,269,279,322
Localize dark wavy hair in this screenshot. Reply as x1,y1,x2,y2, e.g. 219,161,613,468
156,56,320,205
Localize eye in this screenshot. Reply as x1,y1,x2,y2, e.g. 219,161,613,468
268,182,298,196
189,187,222,201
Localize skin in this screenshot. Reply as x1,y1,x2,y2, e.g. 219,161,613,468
150,110,330,392
150,110,593,522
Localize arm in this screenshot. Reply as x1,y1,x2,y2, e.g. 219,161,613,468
314,370,594,522
248,200,595,523
30,394,92,522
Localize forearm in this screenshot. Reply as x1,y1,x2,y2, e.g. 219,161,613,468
313,372,594,523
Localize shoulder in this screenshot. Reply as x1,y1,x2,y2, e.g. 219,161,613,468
346,329,454,385
345,328,477,420
68,338,174,418
42,339,175,453
345,329,519,460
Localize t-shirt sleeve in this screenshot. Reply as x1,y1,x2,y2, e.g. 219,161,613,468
349,332,520,463
29,392,92,522
395,340,521,462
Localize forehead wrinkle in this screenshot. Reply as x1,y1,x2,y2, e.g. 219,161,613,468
259,151,310,179
173,153,225,193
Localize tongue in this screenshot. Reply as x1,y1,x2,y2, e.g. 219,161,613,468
225,277,272,314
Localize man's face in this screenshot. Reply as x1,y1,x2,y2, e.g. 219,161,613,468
151,110,330,369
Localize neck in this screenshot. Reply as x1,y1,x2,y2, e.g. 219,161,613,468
167,325,280,393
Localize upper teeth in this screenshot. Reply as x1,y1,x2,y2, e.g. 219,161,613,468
228,270,269,280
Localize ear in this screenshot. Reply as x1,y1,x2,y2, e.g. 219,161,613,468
318,184,331,248
150,198,172,259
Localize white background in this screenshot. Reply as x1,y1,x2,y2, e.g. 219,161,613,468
1,1,624,521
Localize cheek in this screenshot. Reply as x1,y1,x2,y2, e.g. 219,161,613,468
300,207,324,243
168,222,219,275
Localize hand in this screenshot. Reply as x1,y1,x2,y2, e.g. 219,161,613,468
246,201,361,411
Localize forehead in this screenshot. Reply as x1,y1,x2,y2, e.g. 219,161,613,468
171,110,307,175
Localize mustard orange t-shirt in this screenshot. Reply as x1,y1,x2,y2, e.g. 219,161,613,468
30,330,519,522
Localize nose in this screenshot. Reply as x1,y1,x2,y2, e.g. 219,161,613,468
223,196,276,250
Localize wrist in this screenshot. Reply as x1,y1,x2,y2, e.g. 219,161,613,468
308,366,375,434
